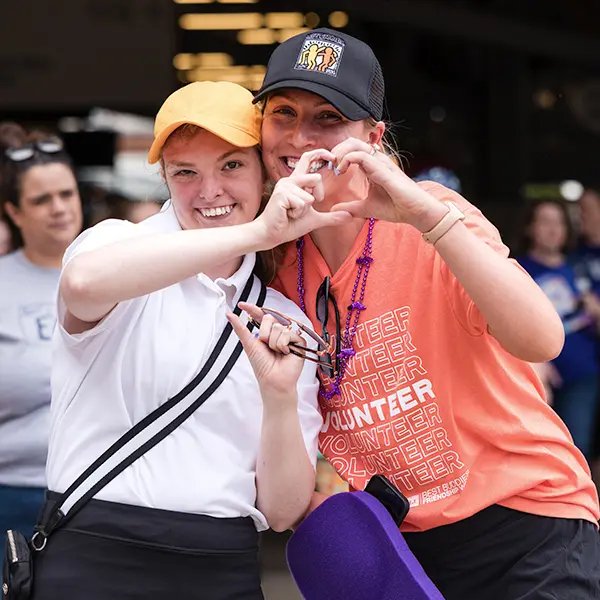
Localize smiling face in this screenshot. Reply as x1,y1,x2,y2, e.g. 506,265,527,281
261,89,377,183
162,127,265,231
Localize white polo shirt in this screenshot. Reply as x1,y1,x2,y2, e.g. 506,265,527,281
47,204,322,531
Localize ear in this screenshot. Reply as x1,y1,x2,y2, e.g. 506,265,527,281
3,201,23,229
367,121,385,146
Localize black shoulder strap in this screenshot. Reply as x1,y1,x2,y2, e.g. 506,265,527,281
36,275,267,544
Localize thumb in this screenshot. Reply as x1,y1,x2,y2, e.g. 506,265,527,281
311,209,353,228
330,200,368,218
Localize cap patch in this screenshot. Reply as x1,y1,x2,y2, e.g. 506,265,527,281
294,32,345,77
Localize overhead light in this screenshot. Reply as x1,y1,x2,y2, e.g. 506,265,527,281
265,12,304,29
179,13,263,30
560,180,584,201
533,89,556,109
328,11,349,28
185,65,267,90
238,28,276,44
197,52,233,67
278,28,310,43
174,0,260,4
173,53,196,70
429,106,446,123
304,12,320,28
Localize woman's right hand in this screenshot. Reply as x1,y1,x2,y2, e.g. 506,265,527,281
256,149,352,249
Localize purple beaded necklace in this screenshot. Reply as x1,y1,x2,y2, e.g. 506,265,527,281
296,218,376,400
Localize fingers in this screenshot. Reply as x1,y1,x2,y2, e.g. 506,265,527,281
330,138,394,176
331,138,374,159
226,312,255,349
309,208,354,227
289,173,325,204
268,322,292,354
289,192,316,219
238,303,264,323
336,150,380,176
329,200,367,218
278,177,317,201
293,149,336,176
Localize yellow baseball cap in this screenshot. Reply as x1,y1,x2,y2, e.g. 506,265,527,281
148,81,262,164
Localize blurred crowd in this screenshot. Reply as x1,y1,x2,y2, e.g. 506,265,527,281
1,120,600,542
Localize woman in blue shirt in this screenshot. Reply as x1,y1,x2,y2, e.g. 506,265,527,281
517,198,599,460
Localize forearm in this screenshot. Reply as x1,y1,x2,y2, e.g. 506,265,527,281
256,395,315,532
434,220,564,362
61,221,266,322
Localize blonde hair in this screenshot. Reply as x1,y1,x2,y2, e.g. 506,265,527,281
365,118,407,169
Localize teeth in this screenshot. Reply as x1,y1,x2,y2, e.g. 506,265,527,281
285,157,327,173
309,160,326,173
199,205,233,218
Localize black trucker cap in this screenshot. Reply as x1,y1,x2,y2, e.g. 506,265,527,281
254,28,385,121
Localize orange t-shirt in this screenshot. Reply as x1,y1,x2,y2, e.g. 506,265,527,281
274,181,600,532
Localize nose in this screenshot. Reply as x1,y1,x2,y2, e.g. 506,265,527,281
198,174,224,202
289,120,317,151
50,194,68,215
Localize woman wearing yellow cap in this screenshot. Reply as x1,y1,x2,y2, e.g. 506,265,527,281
23,82,350,600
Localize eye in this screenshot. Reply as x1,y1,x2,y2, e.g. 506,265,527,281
318,111,343,123
224,160,243,171
174,169,194,177
272,106,296,117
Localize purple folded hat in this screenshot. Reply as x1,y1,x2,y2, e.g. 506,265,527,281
286,491,445,600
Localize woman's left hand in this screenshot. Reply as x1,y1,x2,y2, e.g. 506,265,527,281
328,138,448,232
227,303,307,401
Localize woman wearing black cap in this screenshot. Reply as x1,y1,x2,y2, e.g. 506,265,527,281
257,28,600,599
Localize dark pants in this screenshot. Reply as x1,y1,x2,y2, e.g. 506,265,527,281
0,484,45,537
31,493,264,600
403,505,600,600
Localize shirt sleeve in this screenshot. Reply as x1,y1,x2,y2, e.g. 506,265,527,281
419,181,530,335
57,219,147,345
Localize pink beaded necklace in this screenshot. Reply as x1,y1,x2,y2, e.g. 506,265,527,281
296,218,376,400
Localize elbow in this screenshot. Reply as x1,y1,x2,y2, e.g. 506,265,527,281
269,517,295,533
532,311,565,362
510,318,564,363
265,504,308,533
262,494,312,533
61,261,95,307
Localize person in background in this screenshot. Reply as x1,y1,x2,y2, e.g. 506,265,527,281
516,198,600,460
0,122,82,539
573,187,600,297
0,218,12,256
571,187,600,484
103,192,163,223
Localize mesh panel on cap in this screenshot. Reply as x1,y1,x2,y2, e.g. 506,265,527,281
368,60,385,120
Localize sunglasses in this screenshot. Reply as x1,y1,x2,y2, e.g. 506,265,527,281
5,137,64,162
315,276,341,379
248,307,338,375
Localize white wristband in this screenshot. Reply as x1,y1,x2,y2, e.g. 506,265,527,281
422,202,465,244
